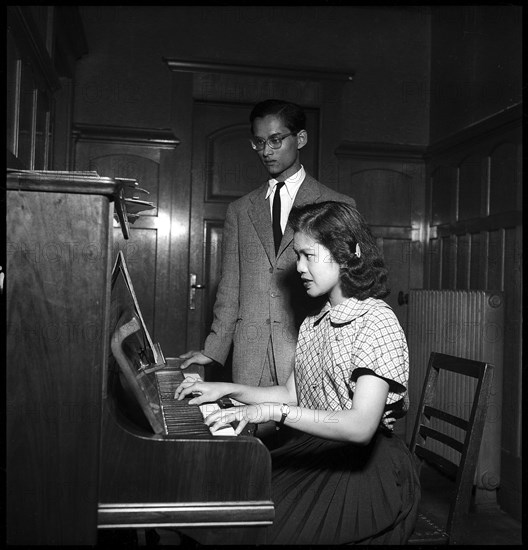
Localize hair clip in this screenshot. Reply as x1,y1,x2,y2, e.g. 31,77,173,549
355,243,361,258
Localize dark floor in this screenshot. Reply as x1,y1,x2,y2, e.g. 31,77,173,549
154,513,522,546
415,463,522,546
455,508,522,545
416,498,522,546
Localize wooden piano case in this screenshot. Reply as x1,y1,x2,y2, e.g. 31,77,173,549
6,170,120,544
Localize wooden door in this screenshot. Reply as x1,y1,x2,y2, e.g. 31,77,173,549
186,99,319,380
73,126,183,356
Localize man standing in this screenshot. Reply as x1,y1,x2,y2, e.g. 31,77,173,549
180,99,355,387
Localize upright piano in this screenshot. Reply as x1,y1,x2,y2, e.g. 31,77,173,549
6,171,273,545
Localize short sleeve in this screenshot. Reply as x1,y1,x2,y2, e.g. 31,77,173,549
349,307,408,398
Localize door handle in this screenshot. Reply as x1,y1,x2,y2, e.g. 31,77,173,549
189,273,206,310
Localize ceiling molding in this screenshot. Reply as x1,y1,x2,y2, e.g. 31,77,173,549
163,57,354,82
72,124,181,149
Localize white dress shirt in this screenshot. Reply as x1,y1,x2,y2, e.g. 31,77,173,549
265,165,305,232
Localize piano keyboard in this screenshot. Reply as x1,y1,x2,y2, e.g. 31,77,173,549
155,370,237,437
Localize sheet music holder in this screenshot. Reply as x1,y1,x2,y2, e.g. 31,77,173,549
111,251,165,371
109,252,240,438
110,251,167,434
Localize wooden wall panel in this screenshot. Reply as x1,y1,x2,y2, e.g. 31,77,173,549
456,233,471,289
428,238,441,289
441,235,452,288
469,232,481,290
458,154,484,221
345,168,412,226
486,229,504,290
425,106,522,518
431,165,456,226
335,143,426,331
489,142,519,215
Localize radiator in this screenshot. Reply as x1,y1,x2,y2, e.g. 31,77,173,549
406,290,504,509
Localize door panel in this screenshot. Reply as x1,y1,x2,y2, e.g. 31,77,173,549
73,135,180,354
186,100,320,364
338,157,426,331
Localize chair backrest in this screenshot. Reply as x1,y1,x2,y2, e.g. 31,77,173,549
409,351,494,540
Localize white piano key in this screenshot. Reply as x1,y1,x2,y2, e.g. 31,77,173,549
199,403,237,437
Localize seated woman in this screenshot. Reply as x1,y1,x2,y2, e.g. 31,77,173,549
175,201,420,545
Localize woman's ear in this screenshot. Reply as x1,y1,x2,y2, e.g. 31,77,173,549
296,129,308,150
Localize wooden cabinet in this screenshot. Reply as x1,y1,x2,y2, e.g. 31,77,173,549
7,6,87,171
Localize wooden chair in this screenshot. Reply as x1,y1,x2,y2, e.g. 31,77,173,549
407,352,494,545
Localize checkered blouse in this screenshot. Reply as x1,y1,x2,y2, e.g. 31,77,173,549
294,297,409,430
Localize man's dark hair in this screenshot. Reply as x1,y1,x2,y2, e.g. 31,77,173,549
249,99,306,134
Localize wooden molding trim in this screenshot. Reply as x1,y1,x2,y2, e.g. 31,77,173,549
98,500,275,527
7,170,120,196
370,225,415,240
427,103,522,157
432,210,522,237
335,103,521,163
163,57,354,82
334,141,426,161
72,124,181,149
7,6,61,93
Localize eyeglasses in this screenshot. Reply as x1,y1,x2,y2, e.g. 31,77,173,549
249,132,296,151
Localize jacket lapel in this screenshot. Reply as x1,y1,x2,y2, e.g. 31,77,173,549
278,175,321,256
248,183,275,264
248,175,322,263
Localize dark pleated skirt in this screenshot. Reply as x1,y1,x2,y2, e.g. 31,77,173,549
183,429,420,546
263,428,421,545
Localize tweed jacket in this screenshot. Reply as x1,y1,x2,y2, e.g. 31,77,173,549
203,173,356,386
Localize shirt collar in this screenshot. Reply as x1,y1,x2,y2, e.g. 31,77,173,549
312,297,387,326
265,165,305,200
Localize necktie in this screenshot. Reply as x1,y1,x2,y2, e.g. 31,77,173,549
272,181,285,255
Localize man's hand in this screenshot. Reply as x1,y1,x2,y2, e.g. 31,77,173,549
178,350,214,370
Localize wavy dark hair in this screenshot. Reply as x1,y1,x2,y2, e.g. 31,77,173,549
289,201,389,300
249,99,306,134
